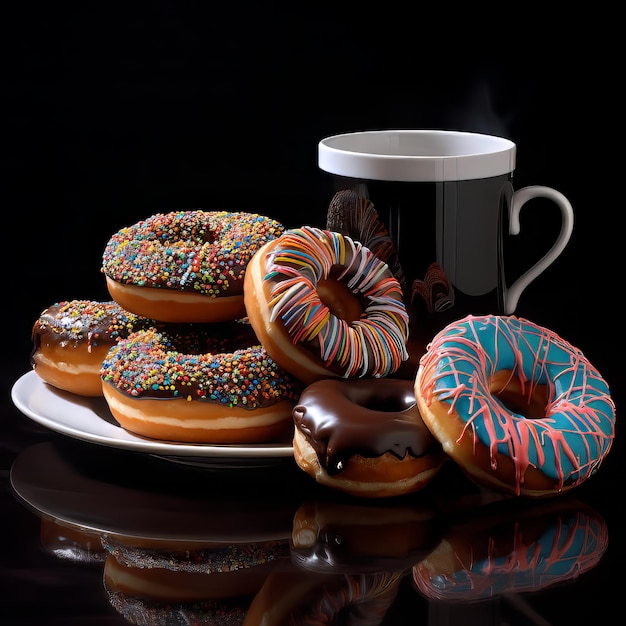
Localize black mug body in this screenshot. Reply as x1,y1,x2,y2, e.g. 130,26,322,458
325,173,514,343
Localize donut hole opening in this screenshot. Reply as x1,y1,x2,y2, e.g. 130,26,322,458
361,396,414,413
316,276,364,323
490,370,549,419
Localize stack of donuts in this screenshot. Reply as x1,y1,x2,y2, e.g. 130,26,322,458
30,205,617,501
32,210,305,444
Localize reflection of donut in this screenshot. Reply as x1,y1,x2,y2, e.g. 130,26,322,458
101,534,290,574
102,210,285,322
326,188,405,292
101,320,302,443
292,378,445,498
412,497,608,602
244,226,409,385
415,315,616,497
11,441,305,624
104,551,280,625
244,564,404,626
290,497,440,574
31,299,154,396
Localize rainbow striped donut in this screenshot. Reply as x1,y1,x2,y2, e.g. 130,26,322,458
415,315,616,497
244,226,409,384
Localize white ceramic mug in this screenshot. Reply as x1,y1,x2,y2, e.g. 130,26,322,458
318,130,574,337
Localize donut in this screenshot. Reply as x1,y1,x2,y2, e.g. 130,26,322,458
414,314,616,498
243,225,410,385
290,497,440,574
100,320,303,443
291,378,446,498
412,497,608,601
102,210,285,323
31,299,155,396
325,190,455,379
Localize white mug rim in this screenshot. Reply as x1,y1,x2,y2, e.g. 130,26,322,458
318,129,517,182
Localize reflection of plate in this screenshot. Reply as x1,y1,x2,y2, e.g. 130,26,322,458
10,440,299,542
11,371,294,467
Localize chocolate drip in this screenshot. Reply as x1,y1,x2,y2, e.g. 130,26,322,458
292,379,438,475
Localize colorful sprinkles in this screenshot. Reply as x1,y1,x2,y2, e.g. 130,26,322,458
263,226,409,378
32,300,154,352
101,535,289,573
101,210,285,297
100,322,302,408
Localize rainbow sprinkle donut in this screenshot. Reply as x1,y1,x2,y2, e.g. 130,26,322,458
102,210,285,323
414,315,616,497
100,321,302,443
244,226,410,384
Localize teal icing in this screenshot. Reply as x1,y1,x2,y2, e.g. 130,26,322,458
428,316,615,488
415,507,607,599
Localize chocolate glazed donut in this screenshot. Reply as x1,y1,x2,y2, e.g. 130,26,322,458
292,379,446,498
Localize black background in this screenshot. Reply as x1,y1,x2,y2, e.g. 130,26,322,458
4,4,621,407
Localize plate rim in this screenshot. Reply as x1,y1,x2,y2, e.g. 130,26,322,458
11,371,295,460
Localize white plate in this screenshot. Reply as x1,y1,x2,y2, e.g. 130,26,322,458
11,371,294,467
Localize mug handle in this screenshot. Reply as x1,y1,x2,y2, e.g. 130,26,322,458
505,185,574,314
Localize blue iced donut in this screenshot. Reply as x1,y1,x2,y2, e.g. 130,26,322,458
414,315,616,497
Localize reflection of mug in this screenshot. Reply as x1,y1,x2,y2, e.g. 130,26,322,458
318,130,574,338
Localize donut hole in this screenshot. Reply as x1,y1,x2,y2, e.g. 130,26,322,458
360,396,414,413
199,231,217,245
490,370,549,419
316,275,363,323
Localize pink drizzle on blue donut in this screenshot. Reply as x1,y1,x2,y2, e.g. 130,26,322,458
419,315,616,493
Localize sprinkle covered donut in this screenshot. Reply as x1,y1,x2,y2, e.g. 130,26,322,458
102,210,285,323
414,315,616,497
31,299,155,396
243,225,410,385
100,321,303,443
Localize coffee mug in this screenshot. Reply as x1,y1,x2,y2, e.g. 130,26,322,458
318,130,574,342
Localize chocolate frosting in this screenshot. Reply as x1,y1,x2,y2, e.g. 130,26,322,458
292,378,439,475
